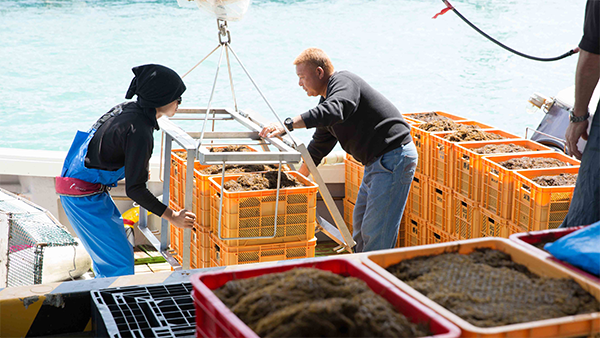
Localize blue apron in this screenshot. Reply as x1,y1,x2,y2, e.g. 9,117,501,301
60,111,133,278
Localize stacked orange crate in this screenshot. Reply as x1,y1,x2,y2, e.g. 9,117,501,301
427,180,453,234
402,213,427,247
512,167,579,232
210,235,317,267
478,208,511,238
344,154,363,204
343,154,363,238
480,152,580,223
425,222,457,245
451,192,480,240
208,172,318,267
453,139,552,202
402,111,468,177
406,173,428,219
429,127,518,189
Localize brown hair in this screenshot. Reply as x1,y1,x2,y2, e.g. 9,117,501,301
293,48,334,76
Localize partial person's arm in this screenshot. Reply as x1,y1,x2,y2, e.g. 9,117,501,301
124,129,195,228
565,51,600,159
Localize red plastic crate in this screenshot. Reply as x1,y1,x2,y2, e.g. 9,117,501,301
406,173,428,219
509,226,599,283
344,154,364,204
451,193,480,240
480,152,579,221
191,257,461,338
427,180,452,233
453,139,552,202
429,128,521,188
512,167,578,232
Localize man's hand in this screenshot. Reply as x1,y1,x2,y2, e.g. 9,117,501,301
164,208,196,229
259,123,286,139
565,120,589,160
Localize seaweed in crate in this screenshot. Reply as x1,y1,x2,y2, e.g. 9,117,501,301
385,248,600,327
444,127,506,142
214,268,431,338
199,164,282,175
532,173,578,186
417,120,460,131
499,157,570,169
406,112,450,122
222,171,303,192
473,143,532,154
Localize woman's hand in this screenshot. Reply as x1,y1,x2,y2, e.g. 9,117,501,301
163,208,196,228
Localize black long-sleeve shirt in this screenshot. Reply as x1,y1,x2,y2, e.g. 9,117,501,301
580,0,599,55
300,71,412,166
85,102,167,216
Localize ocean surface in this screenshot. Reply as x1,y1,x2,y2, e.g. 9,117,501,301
0,0,586,155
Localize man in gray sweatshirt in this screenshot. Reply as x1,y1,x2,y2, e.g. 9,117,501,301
260,48,417,252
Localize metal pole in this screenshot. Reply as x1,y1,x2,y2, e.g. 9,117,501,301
198,45,225,149
226,44,297,147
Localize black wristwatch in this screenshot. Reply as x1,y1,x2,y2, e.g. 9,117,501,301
569,110,590,123
284,117,294,131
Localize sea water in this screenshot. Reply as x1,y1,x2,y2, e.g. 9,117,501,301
0,0,585,154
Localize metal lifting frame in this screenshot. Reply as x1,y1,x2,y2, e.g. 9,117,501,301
138,20,355,270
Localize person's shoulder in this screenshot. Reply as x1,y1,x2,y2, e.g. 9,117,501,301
331,71,362,87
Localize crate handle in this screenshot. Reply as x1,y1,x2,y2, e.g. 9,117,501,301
522,183,531,192
216,160,283,241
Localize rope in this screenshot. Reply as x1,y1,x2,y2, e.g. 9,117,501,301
434,0,579,62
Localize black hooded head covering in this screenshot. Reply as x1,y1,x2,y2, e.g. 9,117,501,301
125,64,186,108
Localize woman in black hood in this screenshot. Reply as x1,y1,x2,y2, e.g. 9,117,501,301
57,64,196,278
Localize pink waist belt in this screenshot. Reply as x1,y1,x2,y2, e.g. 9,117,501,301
55,177,107,197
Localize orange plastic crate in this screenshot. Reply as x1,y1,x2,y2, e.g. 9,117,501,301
363,238,600,338
512,167,578,232
402,111,468,123
343,198,355,236
396,214,406,248
208,172,318,247
170,149,188,209
478,207,510,238
425,223,456,245
344,154,364,204
453,139,552,202
403,111,468,177
406,173,428,219
427,181,452,233
402,213,427,247
480,152,580,221
209,234,317,267
451,193,480,240
429,128,521,188
170,146,268,229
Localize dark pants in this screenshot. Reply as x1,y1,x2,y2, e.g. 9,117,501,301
561,104,600,227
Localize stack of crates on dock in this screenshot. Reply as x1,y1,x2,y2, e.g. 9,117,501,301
343,112,581,248
393,111,581,245
169,146,318,268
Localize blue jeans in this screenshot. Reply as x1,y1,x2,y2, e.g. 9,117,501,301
352,142,418,252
